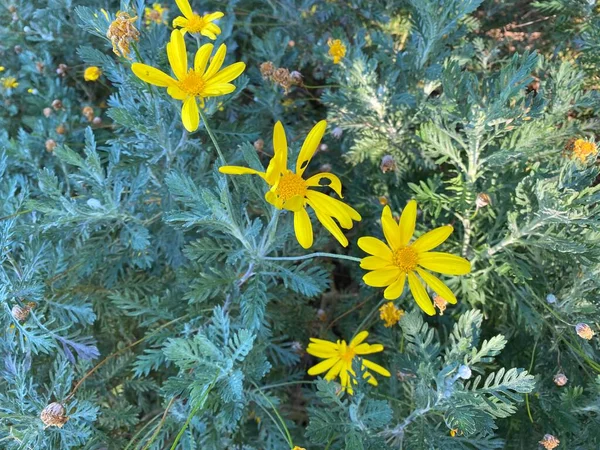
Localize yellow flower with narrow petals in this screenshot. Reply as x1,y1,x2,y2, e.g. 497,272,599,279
219,121,361,249
571,138,597,162
328,39,346,64
359,201,471,316
84,66,102,82
379,302,404,327
145,3,168,26
1,77,18,89
131,29,246,132
173,0,223,39
306,331,390,394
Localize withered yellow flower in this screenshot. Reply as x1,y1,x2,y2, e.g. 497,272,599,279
106,11,140,58
379,302,404,327
1,77,18,89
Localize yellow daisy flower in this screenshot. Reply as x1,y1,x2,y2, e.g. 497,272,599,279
131,29,246,132
328,39,346,64
1,77,18,89
306,331,390,394
219,121,361,249
358,201,471,316
144,3,168,26
84,66,102,82
172,0,223,39
571,138,597,162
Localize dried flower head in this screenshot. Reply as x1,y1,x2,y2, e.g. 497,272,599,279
571,139,597,162
13,45,22,54
272,67,293,93
45,139,57,152
260,61,275,79
253,138,264,151
380,155,397,173
56,63,68,76
379,302,404,327
434,295,448,315
11,304,32,322
43,107,52,118
328,38,346,64
539,434,560,450
378,196,388,206
84,66,102,82
144,3,168,26
82,106,94,121
575,322,595,340
40,402,68,428
290,70,303,84
51,99,63,110
553,373,568,387
107,11,140,59
476,193,491,208
56,124,67,135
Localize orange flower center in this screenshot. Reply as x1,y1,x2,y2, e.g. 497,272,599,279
177,70,206,96
185,14,207,33
392,246,418,272
338,341,355,363
276,171,307,201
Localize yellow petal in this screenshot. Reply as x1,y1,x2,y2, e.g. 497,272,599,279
384,272,406,300
308,357,339,375
339,362,350,388
312,206,349,247
354,343,384,355
219,166,267,179
415,268,457,304
412,225,454,253
309,338,337,349
172,16,188,28
175,0,193,18
306,347,336,358
305,172,343,197
181,97,199,132
357,237,393,260
194,44,214,73
325,359,344,381
363,267,400,288
209,62,246,84
296,120,327,176
381,205,402,250
306,191,355,229
294,208,313,249
167,85,188,100
365,372,378,386
167,30,187,80
350,331,369,347
362,359,391,377
418,252,471,275
204,11,224,21
407,271,435,315
360,256,394,271
204,44,226,79
202,83,236,96
399,200,417,246
201,30,217,40
131,63,176,87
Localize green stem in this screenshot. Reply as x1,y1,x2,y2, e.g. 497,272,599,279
352,298,388,339
525,337,538,423
263,252,361,263
199,109,226,164
252,382,294,448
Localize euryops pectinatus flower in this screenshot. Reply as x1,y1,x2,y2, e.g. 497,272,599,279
173,0,223,39
131,30,246,132
219,121,361,248
306,331,390,394
359,201,471,315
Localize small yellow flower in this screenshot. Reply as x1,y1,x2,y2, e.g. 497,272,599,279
359,201,471,315
132,30,246,132
1,77,18,89
328,39,346,64
379,302,404,327
84,66,102,82
571,138,597,162
106,11,140,58
173,0,223,39
144,3,168,25
0,66,5,72
306,331,390,394
219,121,361,248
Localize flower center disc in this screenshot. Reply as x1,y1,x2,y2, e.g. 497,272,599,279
276,172,307,201
339,341,355,363
393,246,418,272
185,14,206,33
177,70,206,96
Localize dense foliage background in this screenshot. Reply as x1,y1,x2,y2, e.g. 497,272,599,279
1,0,600,449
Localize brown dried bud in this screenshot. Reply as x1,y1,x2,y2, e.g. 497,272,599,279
476,193,491,208
45,139,57,152
92,116,102,125
43,107,52,118
576,322,595,340
272,67,292,93
290,70,303,85
553,373,568,387
259,61,275,79
434,295,448,315
14,45,22,54
539,434,560,450
82,106,94,120
319,163,332,173
288,40,295,47
107,12,140,59
40,402,68,428
51,99,63,110
36,61,45,73
11,304,31,322
56,63,68,76
55,124,66,135
253,138,264,151
380,154,397,173
8,5,17,13
317,308,327,322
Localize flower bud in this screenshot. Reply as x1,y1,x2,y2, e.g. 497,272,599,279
575,322,595,340
380,154,397,173
40,402,68,428
51,99,63,110
457,365,472,380
56,63,68,76
475,193,491,208
55,124,66,135
82,106,94,121
290,70,303,84
553,373,568,387
45,139,57,152
288,40,295,47
546,294,556,304
319,143,328,152
253,138,264,151
11,304,31,322
43,107,52,118
92,116,102,125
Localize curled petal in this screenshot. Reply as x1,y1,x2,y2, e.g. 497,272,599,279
312,206,349,247
296,120,327,176
305,172,343,198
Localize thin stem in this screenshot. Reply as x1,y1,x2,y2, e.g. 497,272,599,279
263,252,361,263
252,382,294,448
352,298,387,339
140,396,177,450
199,109,226,164
525,337,538,423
